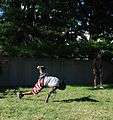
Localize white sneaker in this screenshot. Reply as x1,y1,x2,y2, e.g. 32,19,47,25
100,86,104,89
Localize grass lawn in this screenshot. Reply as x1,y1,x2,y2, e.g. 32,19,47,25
0,85,113,120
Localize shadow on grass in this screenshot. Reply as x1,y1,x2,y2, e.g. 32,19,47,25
103,84,113,89
53,96,99,103
0,96,6,99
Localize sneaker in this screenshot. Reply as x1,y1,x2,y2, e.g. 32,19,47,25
17,92,24,99
100,86,104,89
94,86,97,89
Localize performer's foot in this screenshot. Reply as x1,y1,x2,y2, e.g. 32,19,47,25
17,92,24,99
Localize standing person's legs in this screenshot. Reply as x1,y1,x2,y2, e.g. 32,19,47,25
93,74,97,88
94,77,97,88
99,71,104,88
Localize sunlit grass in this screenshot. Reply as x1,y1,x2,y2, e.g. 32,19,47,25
0,85,113,120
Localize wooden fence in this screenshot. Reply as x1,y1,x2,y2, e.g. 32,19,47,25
0,57,113,87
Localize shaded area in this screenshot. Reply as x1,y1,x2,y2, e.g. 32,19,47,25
0,88,19,99
103,84,113,90
0,96,6,99
53,96,99,103
88,84,113,90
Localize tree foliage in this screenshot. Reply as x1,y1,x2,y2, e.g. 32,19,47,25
0,0,113,58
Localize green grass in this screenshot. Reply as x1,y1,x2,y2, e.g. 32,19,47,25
0,85,113,120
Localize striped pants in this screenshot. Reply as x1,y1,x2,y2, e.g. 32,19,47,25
32,79,44,94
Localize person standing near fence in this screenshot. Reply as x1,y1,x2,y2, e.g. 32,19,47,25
92,50,104,89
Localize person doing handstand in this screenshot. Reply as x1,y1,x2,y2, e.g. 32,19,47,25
17,65,66,102
17,66,47,99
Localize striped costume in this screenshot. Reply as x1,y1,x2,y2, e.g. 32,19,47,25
32,75,60,94
32,78,44,94
32,72,47,94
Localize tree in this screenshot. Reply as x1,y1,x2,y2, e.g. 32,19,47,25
0,0,113,58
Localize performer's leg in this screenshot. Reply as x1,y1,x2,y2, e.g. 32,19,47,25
22,91,34,96
45,87,57,103
17,81,44,99
17,87,44,99
17,91,33,99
